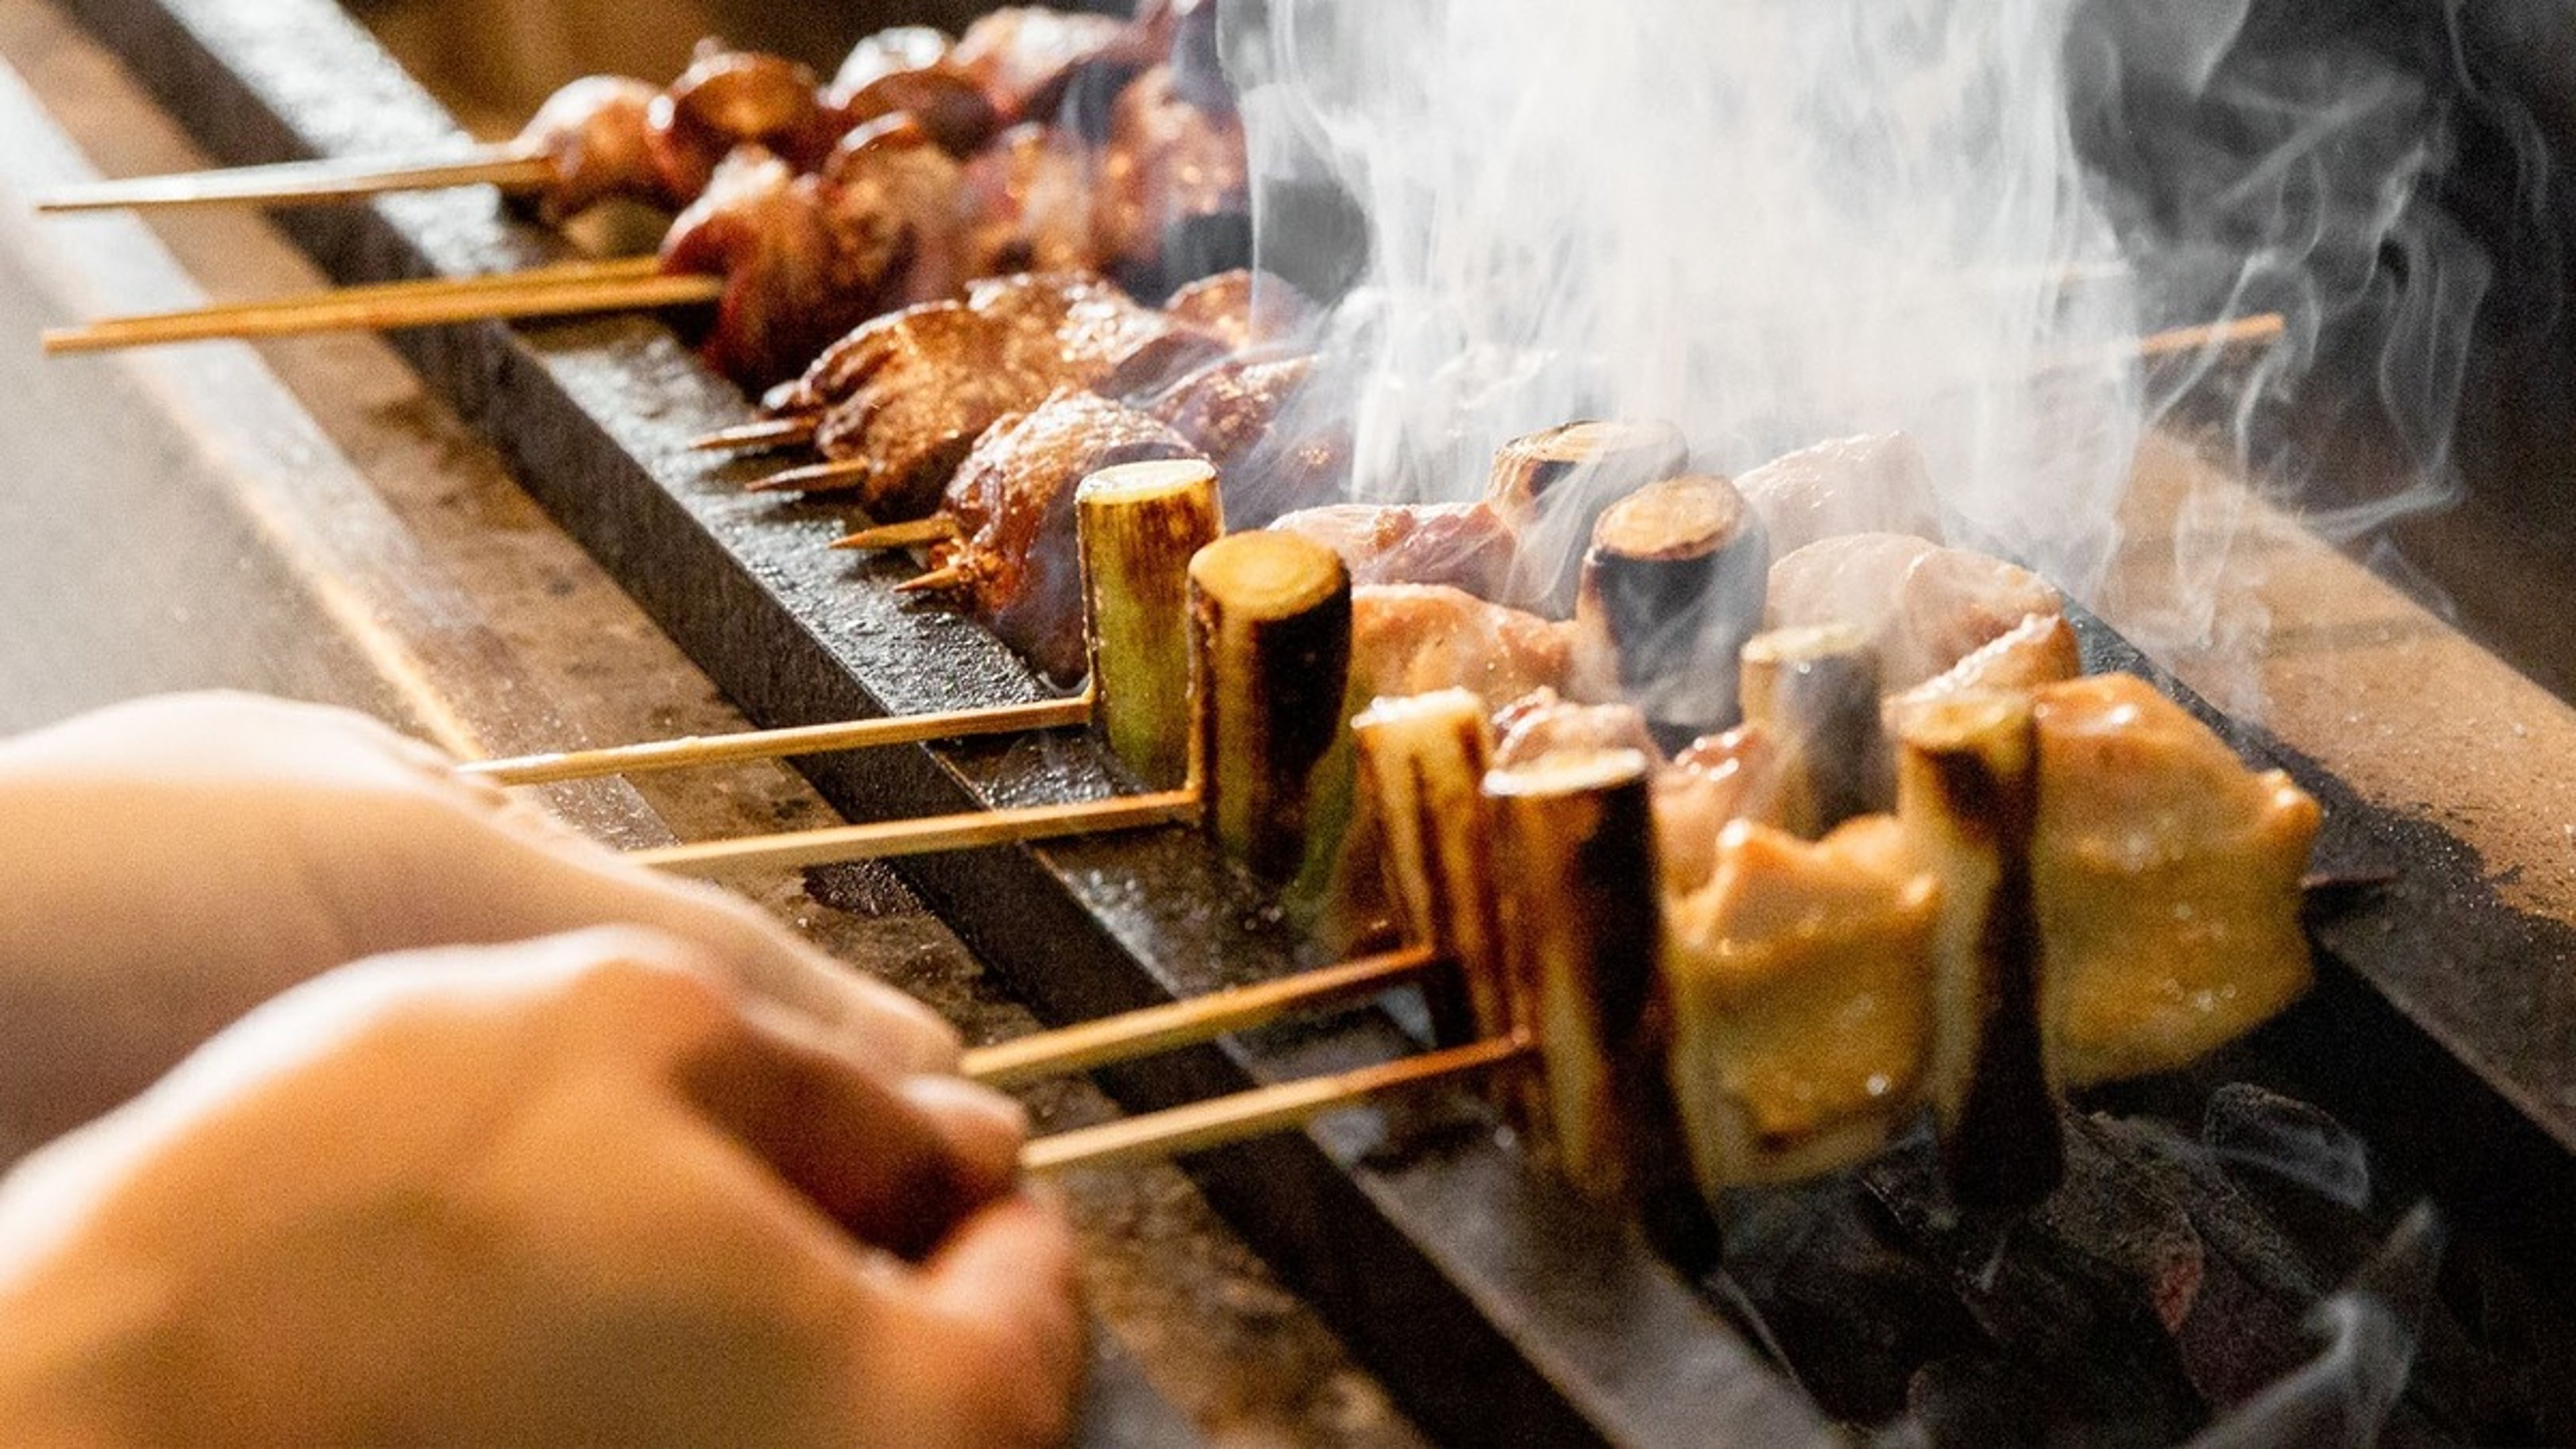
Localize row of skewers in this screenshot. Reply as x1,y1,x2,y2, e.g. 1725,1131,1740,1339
35,3,2318,1208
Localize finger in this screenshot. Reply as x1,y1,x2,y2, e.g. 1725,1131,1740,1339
678,995,1004,1259
897,1074,1027,1210
906,1193,1089,1449
384,811,962,1075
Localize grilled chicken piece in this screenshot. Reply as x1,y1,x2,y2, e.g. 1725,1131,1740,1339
1350,586,1574,707
1161,270,1313,352
828,28,1002,158
1895,610,2083,708
1766,533,2063,691
1491,689,1660,767
785,274,1212,515
1663,815,1940,1196
953,7,1137,122
1096,64,1250,280
1654,727,1788,895
1733,433,1944,557
1271,502,1519,600
649,48,841,201
1148,353,1350,524
2030,675,2319,1083
818,116,969,312
828,25,951,103
918,390,1202,682
517,76,669,223
662,148,908,391
958,123,1104,278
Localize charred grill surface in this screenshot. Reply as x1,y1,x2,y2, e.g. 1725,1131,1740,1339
52,0,2576,1443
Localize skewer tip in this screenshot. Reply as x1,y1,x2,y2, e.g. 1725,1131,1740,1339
893,562,976,595
747,458,873,494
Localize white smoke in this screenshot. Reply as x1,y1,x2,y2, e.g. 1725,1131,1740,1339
1236,0,2145,600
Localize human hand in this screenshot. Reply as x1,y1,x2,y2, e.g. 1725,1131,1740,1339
0,692,955,1163
0,928,1083,1448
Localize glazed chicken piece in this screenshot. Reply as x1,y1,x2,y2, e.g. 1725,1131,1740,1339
1270,502,1519,600
1733,433,1944,558
958,123,1105,279
516,76,670,224
1147,353,1350,523
1766,533,2063,691
1894,610,2082,708
1095,63,1251,281
1350,585,1574,708
828,27,1002,158
1662,814,1940,1195
783,273,1213,516
648,47,843,201
661,148,908,391
818,115,970,313
917,389,1203,682
2028,674,2320,1083
952,7,1138,123
1491,688,1660,767
1160,270,1314,353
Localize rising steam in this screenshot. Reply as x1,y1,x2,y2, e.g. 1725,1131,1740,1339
1225,0,2501,660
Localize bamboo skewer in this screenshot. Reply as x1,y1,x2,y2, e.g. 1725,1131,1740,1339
464,695,1093,788
136,255,661,325
1020,1034,1532,1175
749,458,874,493
44,268,724,354
2135,311,2286,359
634,788,1199,878
961,946,1436,1087
830,517,966,551
690,415,821,453
34,144,553,213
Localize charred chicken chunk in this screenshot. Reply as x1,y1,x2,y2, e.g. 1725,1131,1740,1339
517,75,668,223
953,7,1137,122
649,47,839,200
1160,270,1314,353
788,274,1207,515
661,148,906,391
958,123,1102,280
1095,63,1251,280
1148,353,1350,523
922,390,1203,682
828,28,1002,158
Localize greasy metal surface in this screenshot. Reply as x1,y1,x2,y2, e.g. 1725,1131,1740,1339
40,0,1830,1442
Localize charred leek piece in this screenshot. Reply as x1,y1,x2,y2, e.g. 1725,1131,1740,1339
1895,691,2064,1212
1662,816,1939,1201
1187,531,1354,880
1484,748,1668,1203
1740,623,1894,838
1491,419,1691,616
1574,474,1770,747
1352,690,1507,1046
1080,460,1226,789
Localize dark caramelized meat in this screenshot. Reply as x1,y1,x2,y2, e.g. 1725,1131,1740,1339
1095,64,1250,280
1146,353,1348,523
952,7,1136,121
828,28,1000,159
820,116,969,310
1160,270,1313,353
792,274,1207,517
958,123,1101,279
647,47,839,201
517,75,668,223
661,148,905,390
1270,502,1519,600
926,389,1203,681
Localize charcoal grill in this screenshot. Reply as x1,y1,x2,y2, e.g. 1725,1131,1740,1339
34,0,2576,1441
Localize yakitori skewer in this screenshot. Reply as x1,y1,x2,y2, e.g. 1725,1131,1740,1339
468,458,1220,790
633,528,1352,879
42,259,720,354
963,945,1436,1087
36,146,553,215
1020,1034,1533,1175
